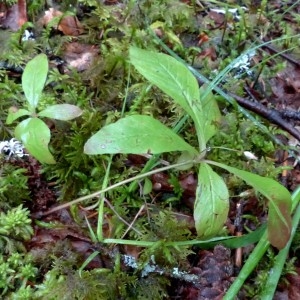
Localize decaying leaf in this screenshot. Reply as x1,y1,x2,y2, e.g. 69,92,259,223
0,0,27,31
39,8,84,36
63,42,99,72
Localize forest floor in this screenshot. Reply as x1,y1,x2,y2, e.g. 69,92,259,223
1,0,300,299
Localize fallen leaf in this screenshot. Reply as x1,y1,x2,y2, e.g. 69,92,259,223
39,8,84,36
0,0,27,31
63,42,99,72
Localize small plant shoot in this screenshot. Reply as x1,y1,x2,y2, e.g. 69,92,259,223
1,2,299,298
84,47,292,249
6,54,83,164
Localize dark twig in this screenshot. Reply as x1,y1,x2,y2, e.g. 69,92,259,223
227,92,300,141
278,109,300,121
261,42,300,68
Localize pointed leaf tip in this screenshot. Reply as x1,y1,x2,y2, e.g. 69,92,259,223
84,115,198,155
22,53,48,110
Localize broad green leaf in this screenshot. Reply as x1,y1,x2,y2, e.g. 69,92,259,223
38,104,83,120
6,107,30,124
84,115,198,155
206,160,292,249
200,85,221,142
22,53,48,111
15,118,56,164
194,163,229,238
129,47,206,151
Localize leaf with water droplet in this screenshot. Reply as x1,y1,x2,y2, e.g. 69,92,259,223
84,115,198,155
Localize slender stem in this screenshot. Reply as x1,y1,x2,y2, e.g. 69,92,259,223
224,186,300,299
42,158,198,216
223,233,270,300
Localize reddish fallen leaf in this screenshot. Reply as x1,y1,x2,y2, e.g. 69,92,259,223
179,172,197,196
125,154,148,167
39,8,84,36
207,10,226,28
197,32,210,46
197,47,217,61
151,172,173,192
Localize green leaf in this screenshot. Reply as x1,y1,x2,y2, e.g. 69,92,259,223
200,224,266,249
194,163,229,238
84,115,198,155
129,47,206,151
142,178,153,195
206,160,292,249
22,53,48,111
200,85,221,142
15,118,56,164
38,104,83,120
6,107,30,124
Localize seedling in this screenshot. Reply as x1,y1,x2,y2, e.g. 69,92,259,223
6,54,83,164
84,47,292,250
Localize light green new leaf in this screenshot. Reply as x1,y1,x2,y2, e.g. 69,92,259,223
38,104,83,121
6,107,30,124
84,115,198,155
22,53,48,111
129,47,206,151
15,118,56,164
194,163,229,238
206,160,292,249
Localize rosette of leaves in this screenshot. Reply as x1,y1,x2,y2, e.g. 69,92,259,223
6,54,83,164
84,47,291,250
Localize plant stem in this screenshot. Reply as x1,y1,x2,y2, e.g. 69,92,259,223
224,186,300,299
42,158,199,216
223,233,270,300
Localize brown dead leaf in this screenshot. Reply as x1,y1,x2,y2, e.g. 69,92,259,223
207,10,225,28
63,42,99,72
179,172,198,196
0,0,27,31
151,172,173,192
269,65,300,110
39,8,84,36
197,47,217,61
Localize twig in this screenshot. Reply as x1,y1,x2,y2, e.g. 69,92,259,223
104,198,142,236
278,109,300,121
227,92,300,141
261,42,300,68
